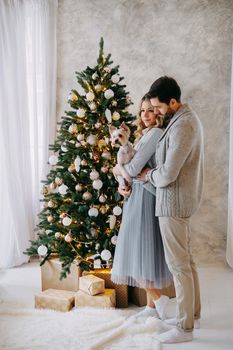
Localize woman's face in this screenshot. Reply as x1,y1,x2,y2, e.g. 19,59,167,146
140,99,157,128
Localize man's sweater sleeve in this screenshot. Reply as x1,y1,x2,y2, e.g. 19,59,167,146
123,128,163,178
148,121,195,188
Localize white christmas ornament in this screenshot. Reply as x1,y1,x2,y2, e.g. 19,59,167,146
37,245,48,256
62,216,72,226
99,194,106,203
55,232,61,239
88,207,99,217
87,134,97,145
90,170,99,180
111,74,120,84
55,177,63,185
95,243,100,250
104,89,114,99
112,111,120,121
95,122,102,129
68,124,78,134
104,67,111,73
111,235,118,245
75,184,83,192
89,102,97,111
86,91,95,101
68,92,78,101
77,134,85,141
108,215,117,229
82,192,92,200
75,142,81,148
76,108,85,118
49,155,58,166
61,144,68,152
74,156,81,172
65,234,72,242
90,228,97,236
113,206,122,216
102,151,111,160
58,184,68,195
101,249,111,261
105,109,112,123
92,72,98,80
48,200,55,208
93,179,103,190
101,166,108,173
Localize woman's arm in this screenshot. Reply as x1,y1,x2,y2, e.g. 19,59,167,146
123,128,163,178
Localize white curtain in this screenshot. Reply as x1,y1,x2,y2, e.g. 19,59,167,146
227,45,233,268
0,0,58,268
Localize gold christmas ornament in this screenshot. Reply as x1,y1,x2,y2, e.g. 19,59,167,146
68,123,78,134
49,182,56,190
48,200,56,208
68,164,76,173
64,233,73,243
47,215,54,223
100,205,108,214
75,184,83,192
59,213,67,219
112,111,120,121
111,100,117,107
41,186,48,195
102,151,111,160
82,192,92,201
98,139,106,148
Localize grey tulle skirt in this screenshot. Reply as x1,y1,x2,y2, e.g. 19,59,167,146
111,181,172,289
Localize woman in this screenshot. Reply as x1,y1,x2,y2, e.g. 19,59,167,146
111,94,172,320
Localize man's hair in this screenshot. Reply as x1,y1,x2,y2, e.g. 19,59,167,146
148,76,181,104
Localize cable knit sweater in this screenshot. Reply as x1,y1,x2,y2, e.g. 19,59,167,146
148,104,204,217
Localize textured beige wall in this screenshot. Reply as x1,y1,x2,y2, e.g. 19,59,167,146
57,0,233,264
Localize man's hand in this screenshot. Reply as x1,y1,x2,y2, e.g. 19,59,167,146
118,186,131,198
137,167,151,182
113,165,122,177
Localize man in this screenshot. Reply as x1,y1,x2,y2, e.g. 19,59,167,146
138,76,204,343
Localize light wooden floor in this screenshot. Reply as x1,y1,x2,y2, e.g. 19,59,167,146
0,261,233,349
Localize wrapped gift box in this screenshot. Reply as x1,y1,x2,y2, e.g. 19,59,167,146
41,258,82,292
129,282,176,307
35,289,75,312
82,269,128,308
75,289,116,308
79,275,105,296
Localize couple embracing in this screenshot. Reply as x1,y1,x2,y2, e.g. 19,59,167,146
111,76,204,344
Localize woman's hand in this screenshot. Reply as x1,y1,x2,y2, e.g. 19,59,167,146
113,164,122,177
137,167,151,182
118,186,131,198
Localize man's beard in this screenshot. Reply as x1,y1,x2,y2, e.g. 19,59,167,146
161,108,175,128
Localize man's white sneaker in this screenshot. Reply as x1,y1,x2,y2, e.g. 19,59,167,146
154,327,193,343
165,317,200,329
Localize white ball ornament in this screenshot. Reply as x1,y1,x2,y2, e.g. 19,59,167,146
49,155,58,166
89,102,97,111
101,249,112,261
74,156,81,172
58,184,68,195
61,143,68,152
112,111,120,121
55,232,61,239
92,72,98,80
81,160,88,166
90,228,97,236
111,74,120,84
90,170,99,180
99,194,106,203
88,207,99,217
95,243,100,250
104,67,111,73
86,91,95,101
102,151,111,160
101,166,108,173
55,177,63,185
47,215,54,223
77,134,85,141
76,108,85,118
95,122,102,129
37,245,48,256
48,200,55,208
68,124,78,134
111,235,118,245
62,216,72,226
113,206,122,216
75,142,81,148
104,89,114,99
87,134,97,145
93,179,103,190
65,234,72,242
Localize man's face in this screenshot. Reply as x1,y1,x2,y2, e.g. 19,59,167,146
150,97,175,126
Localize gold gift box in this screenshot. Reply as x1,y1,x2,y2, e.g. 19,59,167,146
75,289,116,308
35,289,75,312
82,269,128,308
41,258,82,292
79,275,105,296
129,282,176,307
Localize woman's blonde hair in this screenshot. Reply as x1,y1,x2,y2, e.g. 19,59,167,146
134,93,163,143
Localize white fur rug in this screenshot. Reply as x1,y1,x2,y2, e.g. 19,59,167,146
0,303,162,350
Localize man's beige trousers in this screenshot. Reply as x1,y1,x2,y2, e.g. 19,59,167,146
159,216,201,331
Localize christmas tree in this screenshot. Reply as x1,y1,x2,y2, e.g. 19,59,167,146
25,38,135,278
